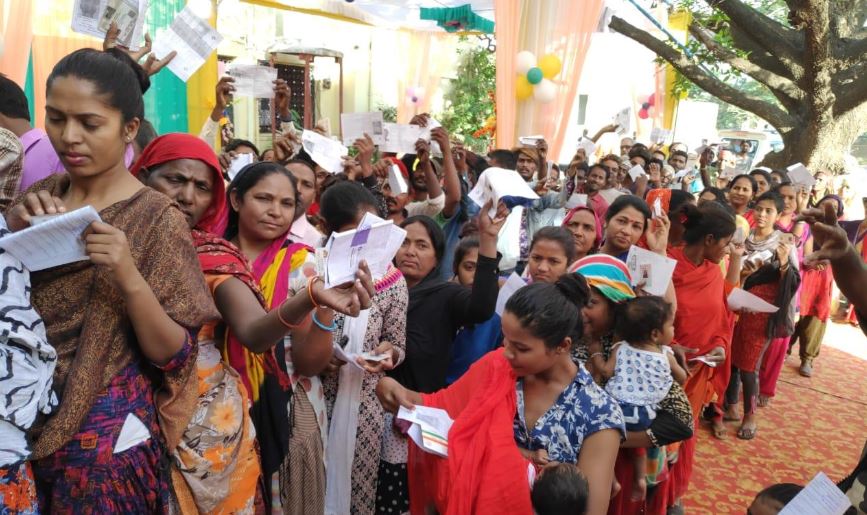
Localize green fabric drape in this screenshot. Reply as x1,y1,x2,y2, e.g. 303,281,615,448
144,0,188,134
419,4,495,33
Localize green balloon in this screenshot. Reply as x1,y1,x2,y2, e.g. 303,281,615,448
527,67,543,85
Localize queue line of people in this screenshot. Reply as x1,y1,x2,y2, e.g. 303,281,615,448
0,40,864,515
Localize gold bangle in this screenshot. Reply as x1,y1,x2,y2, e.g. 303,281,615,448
275,301,305,329
307,276,323,309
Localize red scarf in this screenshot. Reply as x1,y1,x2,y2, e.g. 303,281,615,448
130,133,228,235
410,349,532,515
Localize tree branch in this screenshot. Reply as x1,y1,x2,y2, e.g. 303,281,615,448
708,0,802,74
728,26,802,81
688,22,803,111
834,69,867,116
609,16,797,132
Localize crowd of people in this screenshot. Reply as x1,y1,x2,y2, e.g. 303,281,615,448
0,36,865,515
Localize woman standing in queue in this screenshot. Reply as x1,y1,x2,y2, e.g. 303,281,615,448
376,203,506,512
5,49,216,511
133,133,373,513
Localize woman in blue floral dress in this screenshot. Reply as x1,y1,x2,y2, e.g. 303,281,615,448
377,272,625,515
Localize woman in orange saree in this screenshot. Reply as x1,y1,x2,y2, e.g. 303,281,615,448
664,201,739,510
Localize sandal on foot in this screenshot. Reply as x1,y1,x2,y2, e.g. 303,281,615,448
737,426,757,440
712,425,728,440
723,411,741,422
757,395,771,408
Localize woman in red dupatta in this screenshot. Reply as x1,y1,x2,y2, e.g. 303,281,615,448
134,136,373,514
375,275,624,515
664,201,739,511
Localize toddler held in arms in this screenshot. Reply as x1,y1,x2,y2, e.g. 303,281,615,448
595,296,686,501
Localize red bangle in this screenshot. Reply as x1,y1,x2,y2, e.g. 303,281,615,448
307,276,323,309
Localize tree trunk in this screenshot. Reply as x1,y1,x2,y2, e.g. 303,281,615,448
761,102,867,172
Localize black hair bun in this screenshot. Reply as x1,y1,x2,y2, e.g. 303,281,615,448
554,272,590,308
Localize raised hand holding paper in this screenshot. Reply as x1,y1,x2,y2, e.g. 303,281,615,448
468,168,540,218
320,213,406,288
73,0,148,51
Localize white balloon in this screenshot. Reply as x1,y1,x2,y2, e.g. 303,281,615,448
533,78,557,103
515,51,537,75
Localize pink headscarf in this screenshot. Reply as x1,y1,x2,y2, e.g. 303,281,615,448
562,205,603,249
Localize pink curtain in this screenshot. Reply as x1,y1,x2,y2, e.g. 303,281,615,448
515,0,605,159
493,0,521,149
395,31,457,123
0,0,34,85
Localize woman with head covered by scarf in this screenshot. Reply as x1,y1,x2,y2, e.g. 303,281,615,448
561,206,603,261
133,133,375,513
570,256,694,515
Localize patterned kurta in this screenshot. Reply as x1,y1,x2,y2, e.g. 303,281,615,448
514,363,625,463
323,266,408,515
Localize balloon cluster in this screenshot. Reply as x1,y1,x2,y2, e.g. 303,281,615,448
406,86,425,106
638,93,656,119
515,51,562,103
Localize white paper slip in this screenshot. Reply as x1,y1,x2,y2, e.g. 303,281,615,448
495,273,527,316
518,135,544,146
468,168,540,218
72,0,148,50
720,166,738,178
779,472,852,515
732,227,747,245
418,118,443,156
387,164,409,195
114,413,151,454
625,245,677,297
152,5,223,82
332,341,368,370
577,137,596,156
321,212,406,288
341,112,385,146
226,64,278,98
302,130,348,175
565,193,588,209
652,197,663,218
726,288,779,313
674,169,691,180
227,152,254,181
0,206,102,272
786,162,816,189
614,107,631,135
627,164,646,182
650,127,670,144
688,355,718,368
380,123,424,154
397,405,454,458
